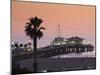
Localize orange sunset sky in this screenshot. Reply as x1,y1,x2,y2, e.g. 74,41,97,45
12,1,95,48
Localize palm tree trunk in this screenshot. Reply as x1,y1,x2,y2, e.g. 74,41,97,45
33,36,37,73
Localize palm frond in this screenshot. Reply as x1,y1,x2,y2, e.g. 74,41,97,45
39,27,46,30
25,27,36,38
29,16,43,28
25,25,32,32
29,17,34,24
26,22,32,26
37,30,43,39
36,18,43,27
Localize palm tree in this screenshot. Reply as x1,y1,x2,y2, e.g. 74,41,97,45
25,16,45,73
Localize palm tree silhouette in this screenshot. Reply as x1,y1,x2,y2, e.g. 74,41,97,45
25,16,45,72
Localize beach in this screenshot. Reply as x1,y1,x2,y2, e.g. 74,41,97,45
19,57,96,73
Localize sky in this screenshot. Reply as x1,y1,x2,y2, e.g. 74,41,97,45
12,1,96,49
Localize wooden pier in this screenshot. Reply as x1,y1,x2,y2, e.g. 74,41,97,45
12,44,94,59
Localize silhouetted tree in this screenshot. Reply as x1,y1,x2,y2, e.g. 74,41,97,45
24,44,27,47
20,44,23,48
15,43,19,48
25,16,45,72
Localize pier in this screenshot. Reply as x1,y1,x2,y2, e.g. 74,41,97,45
12,43,94,60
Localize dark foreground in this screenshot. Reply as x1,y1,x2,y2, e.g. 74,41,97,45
12,57,96,74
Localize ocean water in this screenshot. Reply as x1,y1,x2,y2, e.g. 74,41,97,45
52,51,96,58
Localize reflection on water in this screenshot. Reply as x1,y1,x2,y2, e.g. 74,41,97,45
52,51,95,58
